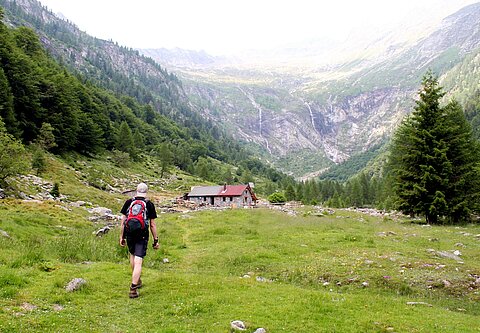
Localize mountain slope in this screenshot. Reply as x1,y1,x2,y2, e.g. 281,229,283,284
141,3,480,178
0,0,294,191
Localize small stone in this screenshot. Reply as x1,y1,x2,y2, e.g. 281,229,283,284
21,303,37,311
406,301,432,307
361,281,369,287
52,304,64,311
231,320,246,331
254,328,267,333
65,278,87,292
256,276,267,283
162,258,170,264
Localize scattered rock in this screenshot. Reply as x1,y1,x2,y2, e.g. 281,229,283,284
162,258,170,264
21,199,43,204
0,188,5,199
454,243,465,248
453,250,462,256
254,328,267,333
443,280,452,288
52,304,64,311
231,320,246,331
377,231,397,237
65,278,87,292
94,226,110,237
406,302,432,307
21,302,37,311
0,229,11,238
88,207,112,215
361,281,369,287
434,251,463,262
55,205,72,212
242,274,251,279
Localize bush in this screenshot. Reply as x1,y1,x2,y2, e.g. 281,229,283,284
50,183,60,198
268,192,287,204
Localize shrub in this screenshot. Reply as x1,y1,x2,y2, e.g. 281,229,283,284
268,192,287,204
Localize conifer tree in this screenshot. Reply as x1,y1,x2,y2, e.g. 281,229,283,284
116,121,136,159
389,72,480,223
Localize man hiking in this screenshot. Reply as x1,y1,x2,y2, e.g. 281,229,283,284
119,182,159,298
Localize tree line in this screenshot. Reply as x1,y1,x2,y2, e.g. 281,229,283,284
276,73,480,224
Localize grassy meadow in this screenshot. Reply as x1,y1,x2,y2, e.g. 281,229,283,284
1,198,479,332
0,153,478,332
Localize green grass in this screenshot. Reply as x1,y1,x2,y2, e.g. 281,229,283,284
1,198,479,332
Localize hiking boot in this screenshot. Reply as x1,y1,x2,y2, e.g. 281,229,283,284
129,287,139,298
137,279,142,289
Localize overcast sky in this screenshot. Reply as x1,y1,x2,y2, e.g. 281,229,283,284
38,0,478,55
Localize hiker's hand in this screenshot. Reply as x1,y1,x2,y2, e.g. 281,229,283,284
120,238,126,247
153,243,160,250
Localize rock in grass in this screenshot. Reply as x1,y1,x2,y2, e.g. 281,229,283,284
436,251,463,262
406,302,432,307
0,229,10,238
231,320,246,331
94,226,110,237
65,278,87,292
254,328,267,333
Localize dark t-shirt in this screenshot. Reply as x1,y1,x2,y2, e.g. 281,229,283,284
120,197,157,220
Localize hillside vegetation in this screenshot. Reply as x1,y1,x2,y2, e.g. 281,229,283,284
0,5,293,195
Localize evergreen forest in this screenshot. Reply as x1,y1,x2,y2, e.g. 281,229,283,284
0,7,293,195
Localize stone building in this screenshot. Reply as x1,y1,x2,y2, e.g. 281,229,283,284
186,184,257,207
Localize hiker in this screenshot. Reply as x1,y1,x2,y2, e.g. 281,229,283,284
119,182,159,298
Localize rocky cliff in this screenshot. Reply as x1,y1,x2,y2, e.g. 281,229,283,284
142,3,480,178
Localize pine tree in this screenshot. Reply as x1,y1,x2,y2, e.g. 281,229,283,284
389,72,480,223
116,121,136,159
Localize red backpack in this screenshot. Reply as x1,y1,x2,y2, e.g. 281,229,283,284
125,199,148,236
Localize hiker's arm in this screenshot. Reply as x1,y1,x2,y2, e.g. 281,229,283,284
119,215,126,246
150,219,159,249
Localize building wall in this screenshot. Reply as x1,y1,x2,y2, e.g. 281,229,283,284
188,190,255,207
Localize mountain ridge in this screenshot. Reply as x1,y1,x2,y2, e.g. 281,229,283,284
139,2,480,178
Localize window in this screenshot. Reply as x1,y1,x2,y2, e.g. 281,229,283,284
230,197,233,201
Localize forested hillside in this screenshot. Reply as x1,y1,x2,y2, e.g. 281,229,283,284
0,5,293,193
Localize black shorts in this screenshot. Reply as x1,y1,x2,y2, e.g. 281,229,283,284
126,237,148,258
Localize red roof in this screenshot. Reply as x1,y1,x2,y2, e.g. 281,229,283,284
218,185,248,196
188,184,257,200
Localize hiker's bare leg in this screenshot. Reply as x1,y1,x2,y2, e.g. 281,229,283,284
130,254,135,271
131,256,143,285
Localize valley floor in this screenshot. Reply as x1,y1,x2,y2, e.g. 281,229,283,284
1,202,479,332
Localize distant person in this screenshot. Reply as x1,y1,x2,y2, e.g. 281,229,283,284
119,182,159,298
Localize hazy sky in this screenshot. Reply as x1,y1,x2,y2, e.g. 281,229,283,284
39,0,478,55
